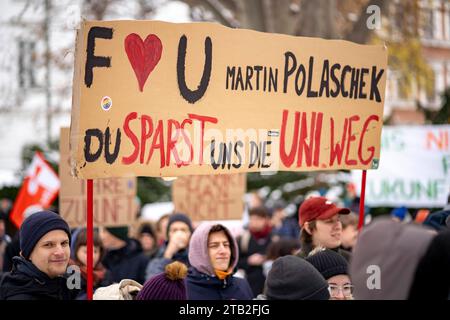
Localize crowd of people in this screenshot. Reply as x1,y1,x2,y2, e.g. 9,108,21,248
0,194,449,300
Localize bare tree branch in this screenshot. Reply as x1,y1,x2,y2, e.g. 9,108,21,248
236,0,265,31
262,0,275,32
137,0,158,19
296,0,338,39
82,0,113,20
184,0,240,27
204,0,240,27
12,0,32,23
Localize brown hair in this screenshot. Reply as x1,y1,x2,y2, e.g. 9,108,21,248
248,207,270,219
266,238,301,261
299,220,316,257
156,213,171,233
73,228,104,265
340,212,358,229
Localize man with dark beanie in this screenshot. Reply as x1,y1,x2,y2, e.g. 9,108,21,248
0,210,75,300
100,225,149,285
145,213,193,280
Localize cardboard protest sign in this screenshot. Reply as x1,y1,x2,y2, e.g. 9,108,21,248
172,173,246,221
70,21,387,178
59,128,137,228
352,126,450,207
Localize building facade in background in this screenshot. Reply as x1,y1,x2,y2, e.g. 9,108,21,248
385,0,450,124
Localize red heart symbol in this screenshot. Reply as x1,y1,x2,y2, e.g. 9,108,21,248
124,33,163,92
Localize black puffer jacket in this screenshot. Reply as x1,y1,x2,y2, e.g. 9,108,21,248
101,239,149,285
0,256,76,300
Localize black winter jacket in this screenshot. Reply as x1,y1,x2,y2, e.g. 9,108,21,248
0,256,76,300
101,239,149,285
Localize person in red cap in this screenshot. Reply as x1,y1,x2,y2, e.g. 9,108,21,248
296,197,351,261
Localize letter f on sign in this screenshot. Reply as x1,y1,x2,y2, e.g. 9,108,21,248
85,27,113,88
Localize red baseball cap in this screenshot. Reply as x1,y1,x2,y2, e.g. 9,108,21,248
298,197,350,227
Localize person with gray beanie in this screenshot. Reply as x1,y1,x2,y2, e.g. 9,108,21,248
306,248,353,300
258,255,330,300
0,210,76,300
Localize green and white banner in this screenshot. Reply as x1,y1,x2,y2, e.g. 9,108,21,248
352,125,450,208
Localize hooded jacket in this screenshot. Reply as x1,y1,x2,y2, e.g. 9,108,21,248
186,222,254,300
349,217,436,299
0,256,76,300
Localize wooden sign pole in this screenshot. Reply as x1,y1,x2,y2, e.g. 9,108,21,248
86,179,94,300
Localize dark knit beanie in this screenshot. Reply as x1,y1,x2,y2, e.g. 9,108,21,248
306,249,349,280
105,226,129,241
139,224,155,238
266,255,330,300
137,261,188,300
166,213,193,238
20,210,71,259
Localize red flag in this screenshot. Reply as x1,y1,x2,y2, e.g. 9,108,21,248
10,152,60,228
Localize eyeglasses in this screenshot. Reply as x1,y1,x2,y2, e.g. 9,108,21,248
328,284,354,297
